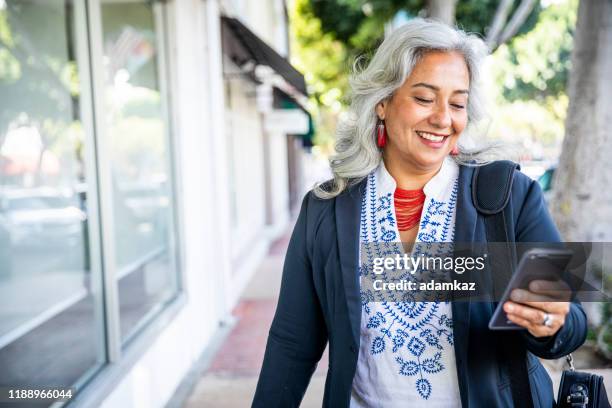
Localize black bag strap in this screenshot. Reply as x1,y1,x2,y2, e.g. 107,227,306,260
472,160,518,215
473,161,521,299
473,160,534,408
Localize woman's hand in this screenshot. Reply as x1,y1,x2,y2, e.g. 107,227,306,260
503,279,571,338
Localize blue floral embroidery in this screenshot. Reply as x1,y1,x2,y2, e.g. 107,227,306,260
371,336,386,354
367,312,387,328
420,329,442,350
396,356,419,376
407,336,426,357
380,228,396,242
359,171,458,401
416,378,433,399
392,330,408,352
395,352,444,399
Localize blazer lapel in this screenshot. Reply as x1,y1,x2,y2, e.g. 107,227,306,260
453,164,478,407
335,179,367,347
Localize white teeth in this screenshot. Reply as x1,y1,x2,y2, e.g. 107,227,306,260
416,131,446,142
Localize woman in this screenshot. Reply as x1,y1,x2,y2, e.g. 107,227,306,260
253,18,587,407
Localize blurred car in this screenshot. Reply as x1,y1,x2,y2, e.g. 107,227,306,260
537,164,557,203
521,161,549,181
0,188,87,249
0,214,10,278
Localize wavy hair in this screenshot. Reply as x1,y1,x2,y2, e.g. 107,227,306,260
314,18,508,199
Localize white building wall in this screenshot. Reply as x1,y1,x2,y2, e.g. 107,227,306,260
229,116,267,244
266,130,290,238
223,68,270,303
221,0,288,56
219,0,297,238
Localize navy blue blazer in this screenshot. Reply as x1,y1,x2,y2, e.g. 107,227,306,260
253,164,587,408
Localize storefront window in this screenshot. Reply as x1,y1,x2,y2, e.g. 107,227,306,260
0,0,105,389
100,0,179,344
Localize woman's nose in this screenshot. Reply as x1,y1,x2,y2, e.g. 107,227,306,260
428,104,452,129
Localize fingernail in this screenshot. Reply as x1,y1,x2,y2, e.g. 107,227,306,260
505,304,514,313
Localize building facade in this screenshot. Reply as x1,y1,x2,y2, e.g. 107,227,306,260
0,0,310,406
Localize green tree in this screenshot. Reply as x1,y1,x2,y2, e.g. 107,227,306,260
492,0,577,102
293,0,544,117
290,0,350,149
290,0,544,147
0,2,79,131
485,0,577,154
0,1,82,184
309,0,541,55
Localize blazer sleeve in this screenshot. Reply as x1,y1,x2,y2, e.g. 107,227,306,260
252,192,328,408
513,175,588,359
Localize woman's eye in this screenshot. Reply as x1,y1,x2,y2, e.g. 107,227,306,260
414,97,433,104
451,104,465,109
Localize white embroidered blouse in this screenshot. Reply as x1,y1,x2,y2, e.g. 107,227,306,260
350,157,462,407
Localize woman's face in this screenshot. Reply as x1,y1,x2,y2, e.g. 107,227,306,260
377,51,470,171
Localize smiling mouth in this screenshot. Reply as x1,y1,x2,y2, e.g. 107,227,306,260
415,130,452,142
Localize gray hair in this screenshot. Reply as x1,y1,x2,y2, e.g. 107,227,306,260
315,18,509,199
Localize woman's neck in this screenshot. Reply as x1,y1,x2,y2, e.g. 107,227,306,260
383,153,443,190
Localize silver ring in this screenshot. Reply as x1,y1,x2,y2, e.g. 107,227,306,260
542,313,553,327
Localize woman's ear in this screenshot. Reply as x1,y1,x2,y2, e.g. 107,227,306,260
376,101,387,120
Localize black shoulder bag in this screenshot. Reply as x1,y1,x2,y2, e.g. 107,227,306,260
473,160,610,408
557,354,611,408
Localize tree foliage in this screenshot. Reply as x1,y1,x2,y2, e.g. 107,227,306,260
290,0,578,161
291,0,349,110
492,0,577,102
0,2,78,138
310,0,541,54
293,0,544,117
290,0,547,147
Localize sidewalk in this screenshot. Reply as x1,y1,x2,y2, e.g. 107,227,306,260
183,229,327,407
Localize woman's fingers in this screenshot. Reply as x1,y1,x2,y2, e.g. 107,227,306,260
510,288,555,303
504,301,546,323
505,311,559,337
503,301,566,337
510,289,571,315
528,279,572,301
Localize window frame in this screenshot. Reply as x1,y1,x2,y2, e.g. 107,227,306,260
0,0,186,403
87,0,184,356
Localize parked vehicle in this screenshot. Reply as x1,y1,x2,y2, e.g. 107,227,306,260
0,188,86,248
537,164,557,203
0,188,87,276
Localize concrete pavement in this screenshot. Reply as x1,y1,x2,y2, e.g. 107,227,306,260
182,231,327,408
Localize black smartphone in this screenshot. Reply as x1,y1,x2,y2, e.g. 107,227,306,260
488,248,574,330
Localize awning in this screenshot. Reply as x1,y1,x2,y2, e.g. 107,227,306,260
264,88,314,140
272,88,314,147
220,16,307,96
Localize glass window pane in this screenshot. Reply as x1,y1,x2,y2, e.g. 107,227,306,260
100,1,179,344
0,0,105,390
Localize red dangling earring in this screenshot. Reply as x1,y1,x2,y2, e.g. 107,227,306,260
450,145,459,156
376,121,387,148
